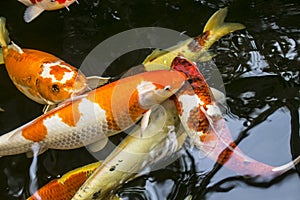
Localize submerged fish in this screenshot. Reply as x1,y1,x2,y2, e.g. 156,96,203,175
0,17,88,111
18,0,77,23
171,56,300,177
0,70,185,157
142,7,245,71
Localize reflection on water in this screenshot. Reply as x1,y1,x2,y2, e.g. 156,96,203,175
0,0,299,200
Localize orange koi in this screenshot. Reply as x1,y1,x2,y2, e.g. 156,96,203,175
18,0,77,23
27,162,101,200
0,69,185,157
171,56,300,177
0,17,88,108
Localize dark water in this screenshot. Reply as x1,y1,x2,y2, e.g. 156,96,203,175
0,0,299,199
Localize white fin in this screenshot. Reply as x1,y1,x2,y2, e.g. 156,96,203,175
87,137,108,152
26,143,48,158
272,155,300,173
11,41,24,54
140,109,152,137
18,0,33,6
24,5,45,23
86,76,111,90
0,107,4,112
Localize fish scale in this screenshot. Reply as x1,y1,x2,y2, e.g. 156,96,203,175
0,70,186,157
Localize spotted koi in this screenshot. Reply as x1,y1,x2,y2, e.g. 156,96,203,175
171,56,300,177
18,0,77,23
0,70,185,157
0,17,88,107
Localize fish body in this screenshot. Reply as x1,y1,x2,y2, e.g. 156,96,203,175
171,56,300,177
0,70,185,157
0,17,88,106
142,7,245,71
28,162,102,200
71,99,186,200
18,0,77,23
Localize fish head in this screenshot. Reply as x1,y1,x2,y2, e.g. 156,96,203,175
137,70,186,109
37,61,88,104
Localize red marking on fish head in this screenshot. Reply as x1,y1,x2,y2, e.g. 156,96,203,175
171,56,213,105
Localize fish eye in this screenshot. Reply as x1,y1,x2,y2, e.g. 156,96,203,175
50,0,55,2
164,85,171,91
52,84,60,93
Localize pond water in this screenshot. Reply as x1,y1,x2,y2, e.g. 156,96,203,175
0,0,299,200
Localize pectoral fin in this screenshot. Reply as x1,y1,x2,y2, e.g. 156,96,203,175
24,5,44,23
140,109,152,137
86,76,111,90
210,87,226,104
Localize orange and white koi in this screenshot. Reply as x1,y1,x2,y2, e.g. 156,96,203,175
0,69,185,157
0,17,88,109
171,56,300,177
18,0,77,23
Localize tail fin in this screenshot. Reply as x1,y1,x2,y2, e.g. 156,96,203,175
272,155,300,174
0,17,10,47
203,7,245,48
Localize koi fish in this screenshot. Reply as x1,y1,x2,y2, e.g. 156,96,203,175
142,7,245,71
0,17,88,111
0,69,185,157
171,56,300,177
18,0,77,23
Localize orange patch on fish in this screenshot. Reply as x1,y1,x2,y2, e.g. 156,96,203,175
57,102,81,127
22,120,48,142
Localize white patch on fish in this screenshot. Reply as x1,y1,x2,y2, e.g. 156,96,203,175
41,61,75,84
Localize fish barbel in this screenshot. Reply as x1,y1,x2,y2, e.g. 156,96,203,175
0,70,185,157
